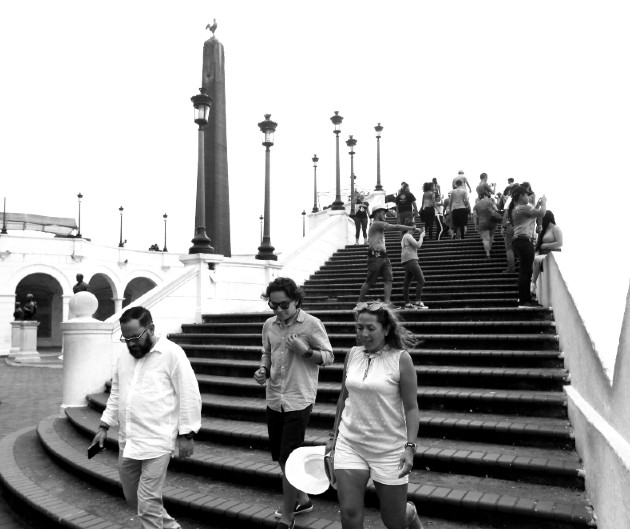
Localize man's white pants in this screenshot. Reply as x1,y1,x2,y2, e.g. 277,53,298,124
118,451,181,529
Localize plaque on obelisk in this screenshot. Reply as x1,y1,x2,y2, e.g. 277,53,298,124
201,22,231,257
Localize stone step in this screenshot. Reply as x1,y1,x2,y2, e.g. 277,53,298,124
201,307,553,324
66,407,584,490
53,413,593,528
186,357,569,390
171,332,560,351
33,417,349,529
183,320,557,336
185,375,569,417
180,344,565,368
86,393,574,449
301,299,520,309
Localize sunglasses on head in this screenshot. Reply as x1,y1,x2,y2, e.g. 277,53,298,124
354,301,387,313
268,300,293,310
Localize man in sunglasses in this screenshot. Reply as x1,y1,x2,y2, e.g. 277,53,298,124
91,306,201,529
253,277,333,529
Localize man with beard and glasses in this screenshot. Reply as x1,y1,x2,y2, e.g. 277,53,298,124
91,306,201,529
253,277,334,529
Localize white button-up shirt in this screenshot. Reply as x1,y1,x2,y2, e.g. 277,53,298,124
100,335,202,460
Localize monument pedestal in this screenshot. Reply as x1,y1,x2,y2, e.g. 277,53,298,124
8,321,41,363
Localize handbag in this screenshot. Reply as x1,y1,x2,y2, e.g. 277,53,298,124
324,351,350,489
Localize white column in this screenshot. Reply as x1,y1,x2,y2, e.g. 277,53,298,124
60,292,114,417
112,297,124,315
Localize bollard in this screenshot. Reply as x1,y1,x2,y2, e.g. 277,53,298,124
60,292,114,417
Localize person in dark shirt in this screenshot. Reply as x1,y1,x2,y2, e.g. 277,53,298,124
354,201,370,244
395,182,418,225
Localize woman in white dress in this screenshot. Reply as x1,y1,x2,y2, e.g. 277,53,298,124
328,302,423,529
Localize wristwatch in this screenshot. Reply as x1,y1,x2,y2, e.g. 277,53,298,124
404,442,417,453
178,432,195,440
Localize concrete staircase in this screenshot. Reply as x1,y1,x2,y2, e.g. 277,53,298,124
0,219,597,528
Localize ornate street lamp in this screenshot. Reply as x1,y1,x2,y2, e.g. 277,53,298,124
76,192,83,238
162,213,168,252
302,210,306,237
311,154,319,213
118,206,125,248
346,135,357,216
374,122,383,191
330,111,345,210
189,87,214,254
255,114,278,260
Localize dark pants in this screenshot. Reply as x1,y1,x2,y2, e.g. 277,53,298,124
403,260,425,303
512,237,535,303
398,210,414,226
423,206,436,238
354,216,368,240
266,405,313,466
452,208,468,239
359,256,393,301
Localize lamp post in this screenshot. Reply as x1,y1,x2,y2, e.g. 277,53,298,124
312,154,319,213
346,135,357,216
302,210,306,237
255,114,278,260
76,193,83,238
1,197,7,234
259,215,263,244
118,206,124,247
189,88,214,254
374,122,383,191
162,213,168,252
330,111,345,210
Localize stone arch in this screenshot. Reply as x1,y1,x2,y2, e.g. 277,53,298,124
123,277,158,308
88,273,118,321
7,264,73,296
15,273,64,349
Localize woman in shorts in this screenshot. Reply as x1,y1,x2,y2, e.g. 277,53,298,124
328,302,423,529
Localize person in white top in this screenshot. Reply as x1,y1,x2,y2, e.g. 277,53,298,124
328,302,423,529
92,306,202,529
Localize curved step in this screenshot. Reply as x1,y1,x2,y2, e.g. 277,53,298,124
47,414,594,529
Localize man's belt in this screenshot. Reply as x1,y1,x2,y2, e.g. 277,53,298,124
368,250,387,258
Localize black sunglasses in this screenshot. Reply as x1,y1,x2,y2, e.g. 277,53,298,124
268,300,293,310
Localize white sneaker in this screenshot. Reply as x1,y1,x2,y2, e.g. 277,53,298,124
404,303,416,309
414,302,429,309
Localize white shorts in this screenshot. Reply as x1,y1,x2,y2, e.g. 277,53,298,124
333,436,408,486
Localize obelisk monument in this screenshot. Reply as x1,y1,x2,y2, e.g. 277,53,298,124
201,22,231,257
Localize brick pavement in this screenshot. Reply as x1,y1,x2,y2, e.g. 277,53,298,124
0,361,64,528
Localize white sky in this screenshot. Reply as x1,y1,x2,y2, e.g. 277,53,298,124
1,1,629,362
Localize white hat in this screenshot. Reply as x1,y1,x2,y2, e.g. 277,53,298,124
285,445,329,495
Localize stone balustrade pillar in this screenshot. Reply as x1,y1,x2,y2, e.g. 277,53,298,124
60,292,114,417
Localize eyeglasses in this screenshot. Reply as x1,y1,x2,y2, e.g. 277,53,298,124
120,326,150,344
353,301,387,313
268,300,293,311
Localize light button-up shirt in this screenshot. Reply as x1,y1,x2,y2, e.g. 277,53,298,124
261,310,333,412
100,336,202,460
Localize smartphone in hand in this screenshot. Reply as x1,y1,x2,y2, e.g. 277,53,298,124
87,442,104,459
